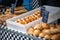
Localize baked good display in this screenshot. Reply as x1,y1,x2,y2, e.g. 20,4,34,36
0,6,60,40
16,11,41,24
27,23,60,40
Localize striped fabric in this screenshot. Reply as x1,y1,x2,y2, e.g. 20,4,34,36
0,25,42,40
32,0,40,9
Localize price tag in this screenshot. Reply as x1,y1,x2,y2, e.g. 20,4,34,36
42,11,49,23
11,4,15,14
41,6,46,16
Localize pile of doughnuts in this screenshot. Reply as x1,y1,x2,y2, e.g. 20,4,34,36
16,11,41,24
27,22,60,40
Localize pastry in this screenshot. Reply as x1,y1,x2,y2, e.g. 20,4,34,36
37,14,41,18
27,27,34,35
35,11,40,15
25,17,30,23
49,24,56,29
33,30,41,37
44,34,51,39
51,34,60,40
39,32,45,38
42,29,51,34
31,15,37,20
56,24,60,29
50,28,60,34
32,14,37,20
34,15,40,19
28,16,34,22
22,20,27,24
34,24,43,30
42,22,49,29
16,19,20,23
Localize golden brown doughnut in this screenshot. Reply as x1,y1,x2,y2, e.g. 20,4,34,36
33,30,41,37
